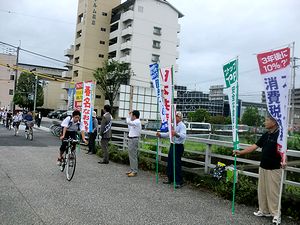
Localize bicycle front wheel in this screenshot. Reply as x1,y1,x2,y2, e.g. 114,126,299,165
66,151,76,181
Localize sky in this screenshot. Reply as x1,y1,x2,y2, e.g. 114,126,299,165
0,0,299,102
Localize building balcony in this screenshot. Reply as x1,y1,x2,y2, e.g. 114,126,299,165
119,55,131,63
64,59,73,68
177,24,181,33
110,29,119,39
120,41,132,51
121,10,134,22
121,27,133,37
60,93,68,101
61,82,70,89
108,43,118,53
62,71,72,78
64,45,74,57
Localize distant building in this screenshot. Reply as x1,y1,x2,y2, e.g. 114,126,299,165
0,53,16,110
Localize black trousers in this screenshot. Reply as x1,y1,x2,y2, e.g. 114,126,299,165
60,131,77,154
88,132,97,154
167,144,184,185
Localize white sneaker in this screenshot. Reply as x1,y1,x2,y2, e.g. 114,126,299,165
253,211,272,217
272,216,281,224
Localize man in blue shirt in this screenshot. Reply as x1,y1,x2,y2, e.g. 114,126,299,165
23,111,34,131
157,111,186,188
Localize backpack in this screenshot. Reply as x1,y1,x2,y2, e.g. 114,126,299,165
66,116,80,131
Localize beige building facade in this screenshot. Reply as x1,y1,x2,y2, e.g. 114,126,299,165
0,53,17,110
65,0,121,113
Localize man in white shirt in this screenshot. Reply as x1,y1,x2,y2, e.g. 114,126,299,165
57,110,87,165
126,110,142,177
157,111,187,188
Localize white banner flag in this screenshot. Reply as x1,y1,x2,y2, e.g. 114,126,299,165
257,47,291,162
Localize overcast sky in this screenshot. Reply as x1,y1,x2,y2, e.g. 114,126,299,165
0,0,299,102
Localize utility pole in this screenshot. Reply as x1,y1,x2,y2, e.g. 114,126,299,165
12,46,20,112
33,75,38,113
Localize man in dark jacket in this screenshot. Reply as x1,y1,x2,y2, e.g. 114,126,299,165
87,111,98,155
98,105,112,164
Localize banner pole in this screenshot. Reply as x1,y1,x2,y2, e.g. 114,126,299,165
276,42,294,225
232,57,239,215
155,65,160,185
171,66,176,190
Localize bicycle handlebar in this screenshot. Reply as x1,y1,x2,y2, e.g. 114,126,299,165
62,138,79,144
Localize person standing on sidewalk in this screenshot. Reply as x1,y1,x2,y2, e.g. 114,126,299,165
156,111,186,188
98,105,113,164
126,110,141,177
233,115,286,224
87,111,98,155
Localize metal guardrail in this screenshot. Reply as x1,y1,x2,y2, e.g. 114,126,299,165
109,126,300,188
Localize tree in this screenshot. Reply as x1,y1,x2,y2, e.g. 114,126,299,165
94,60,132,115
241,106,263,126
188,109,211,122
208,115,226,124
13,72,44,110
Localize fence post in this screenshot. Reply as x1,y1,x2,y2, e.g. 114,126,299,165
158,138,162,161
205,144,212,174
123,132,128,151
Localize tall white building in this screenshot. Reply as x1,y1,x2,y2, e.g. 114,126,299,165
109,0,183,88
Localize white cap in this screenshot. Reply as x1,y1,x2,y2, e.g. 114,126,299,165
92,111,97,118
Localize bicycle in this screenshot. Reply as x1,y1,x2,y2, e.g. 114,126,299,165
60,138,78,181
13,122,20,136
25,121,34,141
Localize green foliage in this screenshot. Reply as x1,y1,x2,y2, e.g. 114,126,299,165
288,134,300,150
188,109,211,122
13,72,44,110
208,115,226,124
94,60,132,115
224,116,231,124
241,107,263,126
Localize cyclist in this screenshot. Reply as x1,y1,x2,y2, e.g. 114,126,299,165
12,111,22,134
57,110,88,166
23,111,34,131
6,110,12,129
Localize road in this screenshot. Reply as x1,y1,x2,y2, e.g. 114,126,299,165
0,124,298,225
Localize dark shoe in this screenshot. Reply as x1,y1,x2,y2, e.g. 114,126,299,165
98,161,109,164
163,180,172,184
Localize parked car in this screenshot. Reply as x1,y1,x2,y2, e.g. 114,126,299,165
47,110,66,119
58,111,73,120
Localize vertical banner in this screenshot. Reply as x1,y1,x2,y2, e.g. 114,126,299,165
161,67,175,143
74,82,83,111
81,81,94,133
67,86,75,111
223,59,239,150
223,58,239,215
149,63,168,132
257,47,291,163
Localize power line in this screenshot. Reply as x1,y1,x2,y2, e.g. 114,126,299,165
0,9,75,25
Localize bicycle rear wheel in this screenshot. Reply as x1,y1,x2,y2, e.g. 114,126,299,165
66,151,76,181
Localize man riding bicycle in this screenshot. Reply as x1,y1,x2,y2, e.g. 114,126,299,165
57,110,87,166
23,111,34,131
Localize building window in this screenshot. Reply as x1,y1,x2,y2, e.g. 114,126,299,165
102,12,108,16
96,95,101,99
75,44,80,51
74,57,79,64
100,41,105,45
99,54,104,58
10,75,14,80
153,27,161,36
152,40,161,49
151,54,160,62
101,27,106,32
77,13,83,24
138,6,143,13
76,30,82,38
9,89,13,95
73,70,79,77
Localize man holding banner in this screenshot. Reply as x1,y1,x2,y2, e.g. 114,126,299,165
234,115,284,224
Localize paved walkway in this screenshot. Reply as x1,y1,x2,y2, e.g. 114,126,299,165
0,127,297,225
